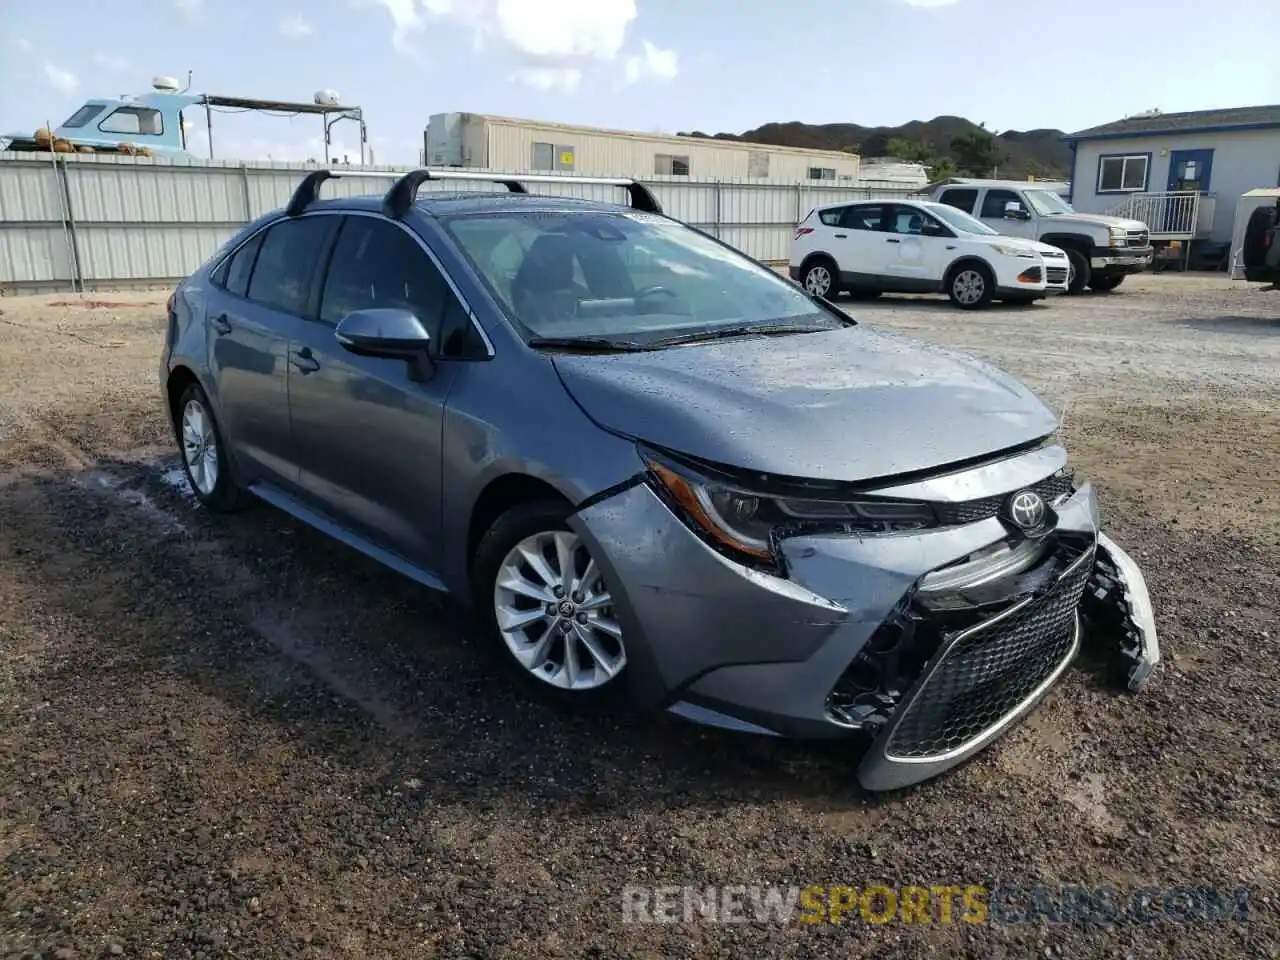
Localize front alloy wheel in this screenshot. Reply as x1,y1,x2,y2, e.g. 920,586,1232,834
493,530,626,691
949,267,990,308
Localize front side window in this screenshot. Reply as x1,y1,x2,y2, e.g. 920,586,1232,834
61,104,105,129
319,217,448,332
887,206,945,236
98,107,164,136
245,217,336,316
1097,155,1148,192
980,189,1025,219
444,211,838,343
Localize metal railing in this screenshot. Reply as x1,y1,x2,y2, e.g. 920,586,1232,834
1105,191,1206,240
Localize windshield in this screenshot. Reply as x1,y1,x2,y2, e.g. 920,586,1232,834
443,211,839,345
1023,190,1074,215
927,204,999,236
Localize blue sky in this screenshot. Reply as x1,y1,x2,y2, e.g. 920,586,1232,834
4,0,1278,165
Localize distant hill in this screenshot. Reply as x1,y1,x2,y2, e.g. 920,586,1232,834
677,116,1073,180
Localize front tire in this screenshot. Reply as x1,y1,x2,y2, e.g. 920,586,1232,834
947,262,994,309
1088,274,1125,293
1065,248,1091,295
175,382,249,512
471,500,627,707
800,258,839,299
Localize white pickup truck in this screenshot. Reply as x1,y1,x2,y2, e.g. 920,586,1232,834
930,180,1153,294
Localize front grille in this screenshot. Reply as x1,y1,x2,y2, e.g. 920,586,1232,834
1045,266,1068,285
1127,230,1149,247
884,546,1094,760
934,470,1073,527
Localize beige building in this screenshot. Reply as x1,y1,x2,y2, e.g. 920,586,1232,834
424,112,862,184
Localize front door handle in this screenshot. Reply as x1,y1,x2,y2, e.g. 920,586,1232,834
833,233,847,238
212,314,232,335
886,238,901,244
291,346,320,374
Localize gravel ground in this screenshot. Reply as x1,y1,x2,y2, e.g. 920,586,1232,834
0,275,1277,959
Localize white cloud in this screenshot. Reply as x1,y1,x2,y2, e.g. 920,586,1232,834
43,63,78,94
371,0,638,61
92,52,132,74
16,38,33,53
175,0,204,22
900,0,960,6
511,67,583,93
623,39,677,84
279,13,314,38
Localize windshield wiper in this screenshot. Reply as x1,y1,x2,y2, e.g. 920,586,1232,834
527,336,652,353
648,322,837,347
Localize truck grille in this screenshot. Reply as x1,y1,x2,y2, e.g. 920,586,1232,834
1045,266,1068,285
934,471,1073,527
1127,230,1149,247
884,546,1093,760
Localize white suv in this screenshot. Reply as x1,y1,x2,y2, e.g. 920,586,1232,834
789,199,1070,309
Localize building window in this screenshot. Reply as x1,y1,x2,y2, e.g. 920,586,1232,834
532,142,555,170
98,106,164,136
747,151,770,178
808,167,836,181
1097,154,1149,193
655,153,690,176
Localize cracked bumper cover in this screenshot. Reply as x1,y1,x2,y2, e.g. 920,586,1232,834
569,475,1159,790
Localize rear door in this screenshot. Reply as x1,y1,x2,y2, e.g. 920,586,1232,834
283,214,464,571
836,203,892,281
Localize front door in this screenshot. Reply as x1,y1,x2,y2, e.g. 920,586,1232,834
977,188,1036,239
1165,149,1213,234
284,214,461,572
882,204,951,289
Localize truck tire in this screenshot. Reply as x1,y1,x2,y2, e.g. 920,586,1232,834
1088,274,1125,293
1242,206,1277,268
1065,249,1091,295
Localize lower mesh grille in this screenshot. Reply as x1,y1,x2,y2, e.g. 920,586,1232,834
1046,266,1068,285
884,546,1094,760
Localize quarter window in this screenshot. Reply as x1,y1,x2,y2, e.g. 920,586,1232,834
213,231,265,298
1097,155,1149,193
98,106,164,136
818,207,845,226
245,217,336,316
938,188,978,214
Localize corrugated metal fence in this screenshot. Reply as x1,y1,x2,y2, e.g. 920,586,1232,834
0,153,914,293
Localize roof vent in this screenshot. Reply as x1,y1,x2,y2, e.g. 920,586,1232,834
152,76,181,93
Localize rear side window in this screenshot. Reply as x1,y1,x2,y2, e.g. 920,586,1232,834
246,217,336,316
841,205,885,231
319,217,449,333
213,232,265,298
939,188,978,214
819,207,845,226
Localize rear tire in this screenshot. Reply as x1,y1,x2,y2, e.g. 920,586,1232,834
1065,248,1091,295
471,499,628,711
800,258,839,299
946,261,994,310
1088,274,1125,293
174,382,250,513
1242,206,1277,268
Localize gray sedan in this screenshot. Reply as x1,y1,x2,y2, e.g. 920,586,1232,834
161,169,1159,790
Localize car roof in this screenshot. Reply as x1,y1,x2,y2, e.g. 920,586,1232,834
299,193,636,219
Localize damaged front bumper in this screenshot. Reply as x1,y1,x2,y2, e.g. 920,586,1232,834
569,456,1160,792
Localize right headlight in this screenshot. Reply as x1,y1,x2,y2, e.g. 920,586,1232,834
642,448,937,568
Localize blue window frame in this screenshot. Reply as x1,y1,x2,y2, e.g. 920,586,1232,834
1096,153,1151,193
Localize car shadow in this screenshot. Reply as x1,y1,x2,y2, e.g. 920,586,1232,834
1171,315,1280,336
840,293,1051,310
0,456,894,817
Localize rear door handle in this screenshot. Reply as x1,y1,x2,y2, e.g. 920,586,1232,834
833,233,847,238
886,238,901,244
291,346,320,374
212,313,232,335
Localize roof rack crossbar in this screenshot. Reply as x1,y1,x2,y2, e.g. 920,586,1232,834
286,169,394,218
381,169,662,219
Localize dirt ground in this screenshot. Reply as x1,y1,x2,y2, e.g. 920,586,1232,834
1,274,1277,959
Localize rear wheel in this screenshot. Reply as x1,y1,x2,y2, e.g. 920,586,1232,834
1088,274,1125,293
1242,206,1277,268
175,382,249,512
947,262,994,309
800,258,838,298
472,500,628,708
1065,248,1091,295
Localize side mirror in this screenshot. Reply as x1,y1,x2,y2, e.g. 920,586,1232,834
1004,201,1030,220
334,308,434,381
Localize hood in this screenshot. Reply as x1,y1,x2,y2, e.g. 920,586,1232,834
1047,211,1148,232
552,326,1058,484
979,235,1067,257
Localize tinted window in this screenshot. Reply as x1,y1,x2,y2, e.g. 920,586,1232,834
319,217,449,336
214,232,265,298
818,207,845,227
980,189,1024,219
840,205,885,231
246,217,335,316
939,188,978,214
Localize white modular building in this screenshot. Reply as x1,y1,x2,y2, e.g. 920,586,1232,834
424,112,863,185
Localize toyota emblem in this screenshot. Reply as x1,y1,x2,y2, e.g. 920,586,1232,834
1006,490,1047,530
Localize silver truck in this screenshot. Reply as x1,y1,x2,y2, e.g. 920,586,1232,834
930,179,1153,294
